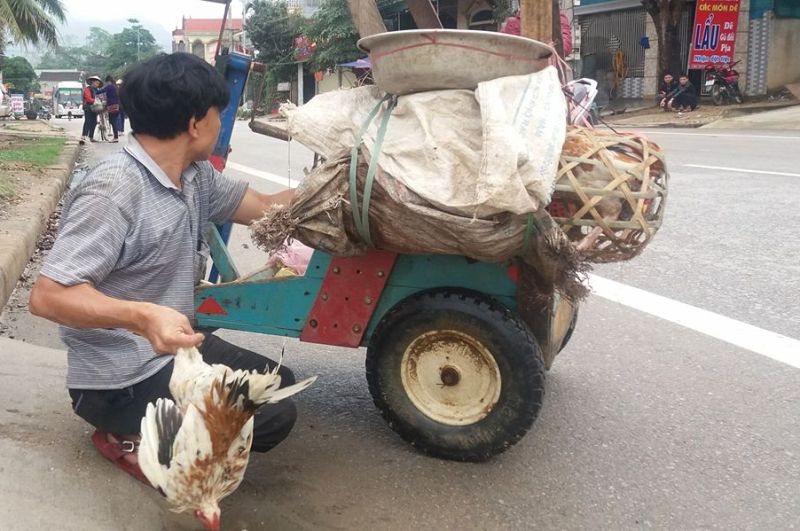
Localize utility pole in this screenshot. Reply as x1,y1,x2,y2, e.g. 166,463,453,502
297,63,304,106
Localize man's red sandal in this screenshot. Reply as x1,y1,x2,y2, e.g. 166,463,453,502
91,430,150,486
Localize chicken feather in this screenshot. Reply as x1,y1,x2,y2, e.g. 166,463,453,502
139,347,316,530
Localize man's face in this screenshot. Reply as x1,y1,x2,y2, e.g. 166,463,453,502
679,77,688,85
664,75,673,84
191,106,221,160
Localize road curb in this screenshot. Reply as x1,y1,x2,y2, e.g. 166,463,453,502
0,138,82,310
605,100,798,129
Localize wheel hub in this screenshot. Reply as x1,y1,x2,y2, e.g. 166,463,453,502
401,330,501,426
440,365,461,386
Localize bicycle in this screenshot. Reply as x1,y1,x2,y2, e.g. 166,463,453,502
91,95,111,142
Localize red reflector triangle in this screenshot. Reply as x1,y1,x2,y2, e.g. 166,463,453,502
197,297,228,316
506,265,519,283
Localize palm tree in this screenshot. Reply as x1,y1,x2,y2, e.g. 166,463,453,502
0,0,66,70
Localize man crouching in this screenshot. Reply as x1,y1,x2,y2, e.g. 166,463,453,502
30,53,299,482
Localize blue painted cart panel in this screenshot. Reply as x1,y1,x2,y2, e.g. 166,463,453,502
195,252,518,345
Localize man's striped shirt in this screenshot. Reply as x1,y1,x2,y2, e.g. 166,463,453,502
41,135,248,389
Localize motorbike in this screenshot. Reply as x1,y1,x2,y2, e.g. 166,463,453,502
704,60,743,105
38,105,52,120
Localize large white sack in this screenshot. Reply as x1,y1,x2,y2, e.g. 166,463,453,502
284,66,566,217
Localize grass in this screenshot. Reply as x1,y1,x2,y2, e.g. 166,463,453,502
0,136,66,167
0,136,66,201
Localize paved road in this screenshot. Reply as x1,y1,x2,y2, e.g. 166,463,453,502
3,117,799,530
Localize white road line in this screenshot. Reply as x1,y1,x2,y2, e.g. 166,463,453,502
638,131,800,141
589,274,800,369
225,161,290,187
683,164,800,177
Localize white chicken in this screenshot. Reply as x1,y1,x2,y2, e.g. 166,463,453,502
138,346,316,530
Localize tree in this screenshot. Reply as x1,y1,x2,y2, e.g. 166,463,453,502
0,0,66,71
641,0,685,79
37,47,77,69
303,0,361,72
105,23,160,77
85,27,112,51
246,0,305,81
2,56,39,92
36,23,161,78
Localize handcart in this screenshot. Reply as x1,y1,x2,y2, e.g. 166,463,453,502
199,2,580,462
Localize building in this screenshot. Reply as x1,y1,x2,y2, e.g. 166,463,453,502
172,17,246,63
36,69,82,99
383,0,503,31
572,0,800,99
287,0,321,16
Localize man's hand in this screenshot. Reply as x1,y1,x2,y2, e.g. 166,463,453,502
231,188,296,225
138,304,205,355
30,277,204,355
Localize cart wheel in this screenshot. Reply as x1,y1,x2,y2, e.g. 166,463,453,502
366,289,545,462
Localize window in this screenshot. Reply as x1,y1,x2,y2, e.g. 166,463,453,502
469,9,496,31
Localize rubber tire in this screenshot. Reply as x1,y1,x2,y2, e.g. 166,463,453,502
366,289,545,462
711,85,723,105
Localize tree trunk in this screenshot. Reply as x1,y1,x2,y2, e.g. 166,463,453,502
643,0,685,80
346,0,387,38
406,0,443,29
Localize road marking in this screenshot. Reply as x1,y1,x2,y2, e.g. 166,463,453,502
638,131,800,141
589,274,800,369
225,161,290,187
683,164,800,177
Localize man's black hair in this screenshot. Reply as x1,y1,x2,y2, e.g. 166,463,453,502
105,75,115,83
119,53,230,140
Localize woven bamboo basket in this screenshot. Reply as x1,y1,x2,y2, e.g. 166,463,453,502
548,127,668,263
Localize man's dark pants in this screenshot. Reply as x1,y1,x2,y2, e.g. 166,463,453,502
69,334,297,453
81,107,97,138
672,92,697,110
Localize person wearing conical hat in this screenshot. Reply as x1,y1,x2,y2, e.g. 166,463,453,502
81,76,103,143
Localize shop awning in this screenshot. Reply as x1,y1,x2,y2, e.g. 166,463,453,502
338,57,372,69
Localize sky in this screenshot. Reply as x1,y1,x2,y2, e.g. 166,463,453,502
7,0,246,60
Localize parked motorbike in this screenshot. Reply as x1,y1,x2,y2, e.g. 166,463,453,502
704,60,743,105
38,105,52,120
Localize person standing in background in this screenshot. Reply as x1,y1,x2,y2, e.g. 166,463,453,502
96,76,121,143
80,76,101,144
116,79,125,135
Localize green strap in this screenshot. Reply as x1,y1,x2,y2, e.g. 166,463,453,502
521,213,539,256
360,97,397,246
349,95,396,247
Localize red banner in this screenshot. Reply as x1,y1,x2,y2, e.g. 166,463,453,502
689,0,741,69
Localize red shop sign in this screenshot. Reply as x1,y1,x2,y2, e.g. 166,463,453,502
688,0,741,69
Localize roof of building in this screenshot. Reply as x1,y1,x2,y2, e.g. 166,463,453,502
180,18,244,33
38,71,83,83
